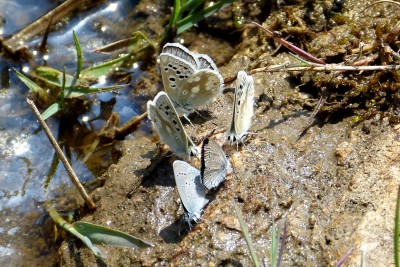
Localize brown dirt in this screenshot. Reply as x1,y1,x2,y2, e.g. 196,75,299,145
57,0,400,266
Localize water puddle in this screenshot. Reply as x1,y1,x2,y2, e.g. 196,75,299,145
0,1,143,265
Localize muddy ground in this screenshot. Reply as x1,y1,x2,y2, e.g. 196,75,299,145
57,0,400,266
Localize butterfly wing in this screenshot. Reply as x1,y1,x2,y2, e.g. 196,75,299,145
147,92,197,157
178,69,223,112
159,52,196,113
227,79,238,143
227,71,254,144
201,138,230,190
162,43,198,68
160,43,223,115
196,54,219,70
234,71,254,141
173,160,209,220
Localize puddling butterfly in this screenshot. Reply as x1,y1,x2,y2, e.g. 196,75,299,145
173,160,209,228
201,138,231,190
147,92,198,157
227,70,255,145
159,43,224,116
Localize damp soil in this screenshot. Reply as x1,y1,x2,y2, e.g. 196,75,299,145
57,0,400,266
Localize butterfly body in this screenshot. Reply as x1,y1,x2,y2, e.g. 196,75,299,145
173,160,209,227
160,43,223,116
227,71,255,145
147,92,198,157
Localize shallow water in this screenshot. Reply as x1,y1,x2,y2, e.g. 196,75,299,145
0,1,143,265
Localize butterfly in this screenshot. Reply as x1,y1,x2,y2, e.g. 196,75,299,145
173,160,209,228
147,91,198,157
227,70,255,145
201,138,231,190
159,43,224,116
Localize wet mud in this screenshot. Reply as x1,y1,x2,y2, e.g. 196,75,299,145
56,0,400,266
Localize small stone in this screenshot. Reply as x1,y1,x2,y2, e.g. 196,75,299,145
219,215,241,231
335,141,353,165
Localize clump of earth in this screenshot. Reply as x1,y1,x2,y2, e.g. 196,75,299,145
57,0,400,266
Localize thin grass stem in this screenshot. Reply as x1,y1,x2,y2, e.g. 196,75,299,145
26,99,96,209
234,202,260,267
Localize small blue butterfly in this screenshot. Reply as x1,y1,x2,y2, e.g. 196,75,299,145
227,70,255,145
160,43,224,116
173,160,208,228
147,92,198,157
201,138,231,190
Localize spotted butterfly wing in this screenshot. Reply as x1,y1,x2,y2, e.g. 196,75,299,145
160,43,224,116
201,138,231,190
173,160,209,225
227,71,255,144
196,54,219,70
147,92,198,157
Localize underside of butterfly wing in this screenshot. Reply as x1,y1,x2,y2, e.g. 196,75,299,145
235,71,254,141
201,138,229,189
173,161,209,223
147,92,197,157
227,71,254,144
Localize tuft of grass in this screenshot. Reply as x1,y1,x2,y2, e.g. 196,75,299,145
234,201,288,267
161,0,234,44
17,32,129,120
176,0,234,34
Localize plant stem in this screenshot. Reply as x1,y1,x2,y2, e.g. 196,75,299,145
334,248,354,267
26,99,96,210
251,63,400,74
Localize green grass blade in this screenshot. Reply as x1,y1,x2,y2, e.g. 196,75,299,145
171,0,181,26
60,67,66,106
48,207,104,260
14,69,48,103
73,221,153,248
73,31,82,79
41,103,61,120
180,0,203,14
161,0,181,43
64,84,126,98
80,54,130,80
176,0,233,34
395,185,400,267
234,202,260,267
34,66,78,88
93,32,155,54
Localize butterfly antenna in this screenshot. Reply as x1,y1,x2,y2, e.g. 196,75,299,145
194,109,219,127
196,129,219,147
